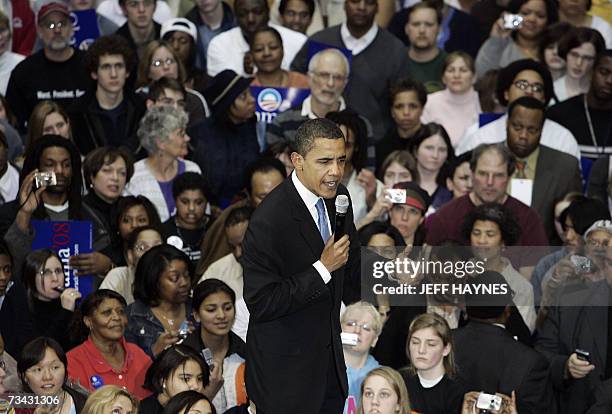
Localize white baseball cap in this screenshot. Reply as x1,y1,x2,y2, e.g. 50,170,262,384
161,18,197,42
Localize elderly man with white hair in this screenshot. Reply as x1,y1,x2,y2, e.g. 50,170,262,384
265,47,349,147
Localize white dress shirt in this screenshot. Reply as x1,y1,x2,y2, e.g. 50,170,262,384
340,22,378,56
456,114,581,160
291,171,332,284
0,163,19,204
301,95,346,119
207,23,307,76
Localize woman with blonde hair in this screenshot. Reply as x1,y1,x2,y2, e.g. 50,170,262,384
358,366,411,414
402,313,464,414
81,385,139,414
25,101,72,152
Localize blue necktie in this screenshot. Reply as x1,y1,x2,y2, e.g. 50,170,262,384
315,198,330,243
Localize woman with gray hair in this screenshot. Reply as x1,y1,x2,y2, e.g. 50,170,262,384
125,105,201,222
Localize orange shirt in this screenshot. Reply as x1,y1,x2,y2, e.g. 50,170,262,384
67,337,152,400
251,71,310,89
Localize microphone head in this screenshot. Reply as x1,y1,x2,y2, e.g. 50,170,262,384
335,194,349,214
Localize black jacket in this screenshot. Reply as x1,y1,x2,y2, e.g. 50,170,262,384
68,90,145,156
0,280,35,356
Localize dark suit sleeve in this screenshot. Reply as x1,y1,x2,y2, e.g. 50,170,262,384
241,212,330,323
516,353,554,414
534,305,571,391
587,157,609,204
290,41,310,73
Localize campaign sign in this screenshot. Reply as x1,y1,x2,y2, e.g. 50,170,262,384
31,220,95,297
71,9,100,50
251,86,310,123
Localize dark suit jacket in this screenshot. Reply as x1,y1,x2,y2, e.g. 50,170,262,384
535,281,610,414
530,145,582,243
453,320,553,414
241,177,360,414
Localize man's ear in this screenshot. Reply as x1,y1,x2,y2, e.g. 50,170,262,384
145,99,154,110
290,151,303,171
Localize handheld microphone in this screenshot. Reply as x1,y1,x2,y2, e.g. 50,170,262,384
334,195,349,241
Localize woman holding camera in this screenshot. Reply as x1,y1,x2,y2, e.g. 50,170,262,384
475,0,558,78
67,289,152,399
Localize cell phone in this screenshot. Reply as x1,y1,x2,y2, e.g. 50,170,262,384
177,321,190,340
202,348,214,369
570,255,595,275
503,14,523,29
476,393,502,412
341,332,359,346
34,171,57,189
575,349,591,363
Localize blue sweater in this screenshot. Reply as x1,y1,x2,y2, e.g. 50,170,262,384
344,354,380,414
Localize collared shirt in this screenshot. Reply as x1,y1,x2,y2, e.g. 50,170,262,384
291,171,332,284
507,146,540,195
340,23,378,56
300,95,346,120
0,281,13,310
66,336,152,399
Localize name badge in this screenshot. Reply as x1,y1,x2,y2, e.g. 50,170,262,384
510,178,533,206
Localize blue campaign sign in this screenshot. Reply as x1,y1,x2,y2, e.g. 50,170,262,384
306,40,352,69
31,220,95,298
71,9,100,50
251,86,311,123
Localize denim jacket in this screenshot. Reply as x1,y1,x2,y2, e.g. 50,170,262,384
125,299,193,358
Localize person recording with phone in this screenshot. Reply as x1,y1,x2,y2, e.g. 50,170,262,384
242,118,361,414
535,220,612,414
475,0,558,79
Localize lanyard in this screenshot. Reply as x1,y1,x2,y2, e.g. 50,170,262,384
584,94,604,155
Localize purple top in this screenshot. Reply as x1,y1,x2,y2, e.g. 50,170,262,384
158,159,186,218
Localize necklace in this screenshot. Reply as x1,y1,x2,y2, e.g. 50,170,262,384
584,94,602,155
153,307,184,330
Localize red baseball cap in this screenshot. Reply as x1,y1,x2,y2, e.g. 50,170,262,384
37,2,71,25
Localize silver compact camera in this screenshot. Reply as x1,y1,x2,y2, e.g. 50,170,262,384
570,255,595,275
384,189,407,204
476,393,502,413
34,171,57,189
503,13,523,29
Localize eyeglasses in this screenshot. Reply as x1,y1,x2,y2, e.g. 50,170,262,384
586,238,609,247
0,356,6,371
513,80,544,94
134,241,161,253
311,71,346,83
151,57,176,68
568,50,595,63
42,20,69,30
40,268,63,278
343,320,372,332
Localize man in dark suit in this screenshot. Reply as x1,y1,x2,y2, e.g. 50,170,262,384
535,222,612,414
241,118,360,414
504,96,583,243
453,271,553,414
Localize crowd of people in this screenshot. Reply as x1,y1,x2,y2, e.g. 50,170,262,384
0,0,610,412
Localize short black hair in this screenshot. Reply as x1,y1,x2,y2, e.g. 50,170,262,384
470,143,516,177
148,77,187,101
594,49,612,68
561,197,610,236
243,157,286,195
225,206,253,228
358,222,407,247
18,337,67,392
537,22,573,63
192,278,237,312
0,240,12,265
440,151,471,185
507,96,546,127
278,0,315,16
83,146,135,188
85,34,134,75
172,172,209,201
133,245,193,307
248,26,283,50
144,344,210,394
71,289,128,344
390,77,427,107
294,118,345,156
162,391,216,414
326,109,369,172
462,203,521,246
495,59,554,106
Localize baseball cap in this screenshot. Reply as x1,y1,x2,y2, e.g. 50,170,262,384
37,2,71,25
161,18,197,42
585,220,612,239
